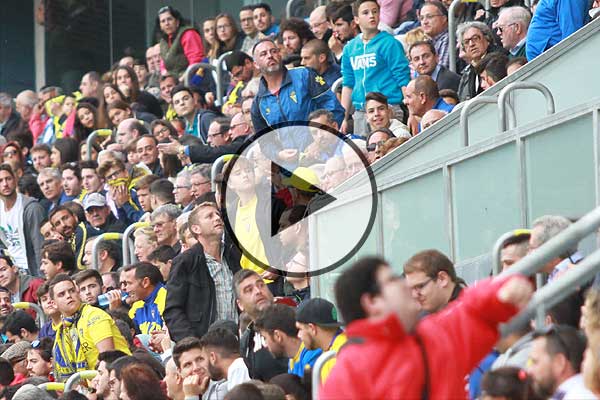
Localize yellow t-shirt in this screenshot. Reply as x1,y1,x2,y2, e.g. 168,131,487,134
235,195,271,281
321,332,348,384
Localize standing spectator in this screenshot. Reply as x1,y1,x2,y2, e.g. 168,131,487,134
215,14,244,57
0,251,43,306
240,5,266,55
79,160,104,197
136,135,163,176
123,263,167,335
403,249,467,314
173,170,194,212
255,304,322,378
300,39,342,88
419,1,450,68
250,39,344,158
151,204,182,253
280,18,316,57
37,282,61,341
74,269,103,306
147,245,176,281
60,163,83,202
200,327,251,391
0,93,27,138
403,75,454,135
327,4,359,62
496,7,531,59
0,165,45,276
253,3,280,37
222,52,256,116
320,256,533,399
79,71,102,100
456,22,494,101
235,269,288,381
156,6,205,77
527,325,594,399
340,0,410,135
526,0,588,60
295,298,347,383
408,41,461,92
50,274,131,381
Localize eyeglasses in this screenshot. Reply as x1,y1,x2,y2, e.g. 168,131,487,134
208,130,228,138
419,13,443,22
106,169,124,181
230,122,248,130
174,185,191,190
310,20,328,31
410,277,435,294
192,180,211,186
217,23,232,30
463,34,483,46
3,150,17,157
496,23,517,34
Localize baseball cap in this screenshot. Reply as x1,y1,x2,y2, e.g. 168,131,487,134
296,298,342,327
83,192,107,210
283,167,321,193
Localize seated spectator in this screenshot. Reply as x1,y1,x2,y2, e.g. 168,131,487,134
269,373,308,400
25,337,53,379
39,241,77,280
492,319,534,370
134,174,160,218
478,53,509,91
90,350,129,400
364,92,411,140
89,238,121,273
280,18,315,57
30,144,52,174
496,7,531,59
150,178,175,210
300,39,341,89
134,227,158,262
171,337,218,400
171,86,219,144
37,167,67,212
98,159,144,225
36,283,60,341
501,231,530,271
420,109,448,130
480,366,538,400
112,65,162,119
320,256,533,399
50,274,131,381
115,118,149,152
527,325,593,399
0,252,43,307
255,304,321,378
309,6,332,41
408,40,460,93
3,311,39,343
403,75,454,135
200,327,251,391
322,156,347,191
457,22,494,101
366,128,395,164
84,193,127,234
254,3,279,36
79,160,104,197
507,56,527,75
151,204,182,253
120,362,168,400
136,135,163,176
48,204,93,268
206,117,232,148
439,88,459,106
403,249,467,315
1,341,31,383
122,262,167,335
74,269,103,307
147,245,177,281
60,162,83,202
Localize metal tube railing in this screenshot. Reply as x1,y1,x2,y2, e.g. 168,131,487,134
311,350,337,400
38,382,65,391
286,0,294,18
211,154,233,191
448,0,462,73
65,370,98,392
498,82,556,132
183,63,217,87
216,51,233,107
500,206,600,279
331,77,343,93
13,302,47,326
92,233,123,270
459,95,497,147
122,221,150,266
87,129,112,161
507,247,600,330
491,229,531,275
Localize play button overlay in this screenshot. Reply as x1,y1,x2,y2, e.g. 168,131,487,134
220,120,377,278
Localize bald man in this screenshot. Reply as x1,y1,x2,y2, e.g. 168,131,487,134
421,109,448,130
15,90,38,123
309,6,332,40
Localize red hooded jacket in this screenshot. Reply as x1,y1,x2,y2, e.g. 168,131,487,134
320,276,524,400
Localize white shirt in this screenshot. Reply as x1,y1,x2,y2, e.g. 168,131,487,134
0,194,28,273
389,119,412,139
226,357,251,391
556,374,597,400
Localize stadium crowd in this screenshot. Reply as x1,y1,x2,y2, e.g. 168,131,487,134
0,0,599,398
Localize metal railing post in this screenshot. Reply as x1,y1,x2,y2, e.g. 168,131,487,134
286,0,294,18
330,77,343,94
498,82,556,132
311,351,337,400
459,95,498,147
216,51,233,107
500,206,600,279
13,302,47,326
86,129,113,161
92,233,123,270
491,229,531,275
448,0,462,73
65,370,98,392
122,222,149,266
183,63,217,88
211,154,232,191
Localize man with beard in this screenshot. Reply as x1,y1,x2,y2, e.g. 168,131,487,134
199,328,251,391
0,165,45,275
255,304,321,378
235,269,288,380
49,204,97,269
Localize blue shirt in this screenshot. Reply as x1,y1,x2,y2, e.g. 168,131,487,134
263,24,280,37
288,342,322,378
433,97,455,113
128,284,167,335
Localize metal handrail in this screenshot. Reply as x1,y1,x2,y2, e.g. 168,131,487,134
491,229,531,275
211,154,233,191
448,0,462,73
38,382,65,391
498,82,556,132
216,51,233,107
122,221,150,266
507,247,600,330
286,0,294,19
311,350,337,400
183,62,217,87
500,206,600,279
331,77,343,93
65,370,98,392
459,96,497,147
13,302,47,326
92,233,124,270
86,129,112,161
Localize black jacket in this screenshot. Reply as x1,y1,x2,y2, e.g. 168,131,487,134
189,135,249,164
435,65,461,93
240,322,288,381
164,242,241,342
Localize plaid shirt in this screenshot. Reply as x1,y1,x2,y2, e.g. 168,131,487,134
433,30,450,69
205,252,237,322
